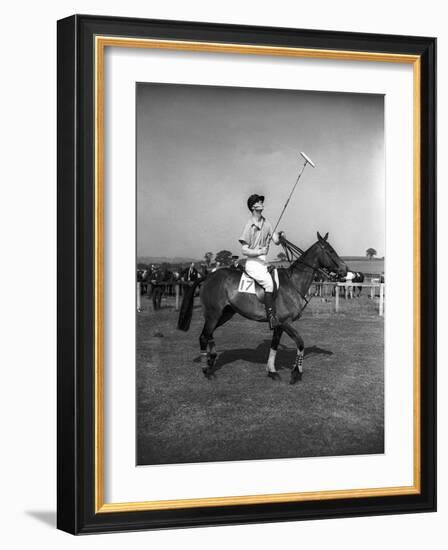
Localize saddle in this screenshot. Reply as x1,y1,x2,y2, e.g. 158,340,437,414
238,266,279,301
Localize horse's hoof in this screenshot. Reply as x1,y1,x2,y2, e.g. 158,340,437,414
202,368,216,379
289,370,302,385
267,371,281,381
207,354,217,367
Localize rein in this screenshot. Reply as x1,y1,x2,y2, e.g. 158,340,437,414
279,238,315,316
280,238,331,280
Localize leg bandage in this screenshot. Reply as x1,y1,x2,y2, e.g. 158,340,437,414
267,348,277,372
294,351,304,372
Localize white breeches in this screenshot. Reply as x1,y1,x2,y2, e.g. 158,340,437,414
245,258,274,292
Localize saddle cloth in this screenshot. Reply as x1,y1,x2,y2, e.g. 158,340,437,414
238,269,279,296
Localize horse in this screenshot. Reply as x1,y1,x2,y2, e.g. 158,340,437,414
352,271,365,297
178,232,348,385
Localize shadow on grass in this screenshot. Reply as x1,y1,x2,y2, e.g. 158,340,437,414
194,339,332,373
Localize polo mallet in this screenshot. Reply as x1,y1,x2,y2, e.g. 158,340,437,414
267,151,316,250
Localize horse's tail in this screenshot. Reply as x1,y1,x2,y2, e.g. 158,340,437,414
177,280,202,331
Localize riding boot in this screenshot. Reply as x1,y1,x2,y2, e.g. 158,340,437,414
264,291,279,329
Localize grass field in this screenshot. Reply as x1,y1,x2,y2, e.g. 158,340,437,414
137,292,384,465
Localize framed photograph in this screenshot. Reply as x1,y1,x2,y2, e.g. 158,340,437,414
57,15,436,534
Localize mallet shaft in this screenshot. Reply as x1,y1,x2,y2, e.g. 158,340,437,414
267,151,315,249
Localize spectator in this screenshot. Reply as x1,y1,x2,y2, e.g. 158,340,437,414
181,262,200,282
200,264,209,279
344,271,355,299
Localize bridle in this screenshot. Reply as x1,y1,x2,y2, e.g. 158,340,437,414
317,243,342,274
278,237,343,317
280,237,339,280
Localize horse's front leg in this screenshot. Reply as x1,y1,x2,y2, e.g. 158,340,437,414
207,338,218,368
266,327,283,381
282,321,304,385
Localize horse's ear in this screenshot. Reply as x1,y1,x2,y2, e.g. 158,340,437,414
317,231,322,240
324,232,329,241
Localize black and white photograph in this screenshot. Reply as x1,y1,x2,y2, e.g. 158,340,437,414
136,82,385,466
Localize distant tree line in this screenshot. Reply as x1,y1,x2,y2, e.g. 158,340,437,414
139,246,382,272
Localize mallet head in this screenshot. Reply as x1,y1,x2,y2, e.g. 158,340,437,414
300,151,316,168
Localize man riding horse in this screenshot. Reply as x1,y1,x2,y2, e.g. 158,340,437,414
239,194,284,329
177,152,348,384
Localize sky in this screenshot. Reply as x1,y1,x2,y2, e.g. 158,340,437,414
137,83,384,261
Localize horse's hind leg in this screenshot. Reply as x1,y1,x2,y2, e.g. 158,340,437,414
209,306,235,356
199,313,221,378
282,321,304,385
200,307,235,378
266,327,283,381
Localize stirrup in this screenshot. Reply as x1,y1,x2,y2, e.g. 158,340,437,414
267,311,280,330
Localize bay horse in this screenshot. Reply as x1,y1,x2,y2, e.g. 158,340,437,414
352,271,365,297
178,232,347,385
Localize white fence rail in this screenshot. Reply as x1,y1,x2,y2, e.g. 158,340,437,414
137,282,142,312
137,281,385,316
334,282,385,316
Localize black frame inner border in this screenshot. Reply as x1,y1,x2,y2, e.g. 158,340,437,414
57,14,436,535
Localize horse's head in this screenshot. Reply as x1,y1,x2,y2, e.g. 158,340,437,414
314,232,348,277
